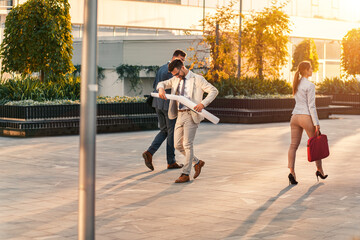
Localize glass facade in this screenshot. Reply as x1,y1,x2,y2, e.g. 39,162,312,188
0,0,13,9
125,0,225,7
69,0,359,81
0,0,12,6
325,40,341,60
123,0,360,22
291,37,341,82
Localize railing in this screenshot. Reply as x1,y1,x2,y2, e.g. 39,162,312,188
72,24,203,38
0,0,13,9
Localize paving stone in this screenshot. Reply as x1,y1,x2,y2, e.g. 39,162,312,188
1,114,360,239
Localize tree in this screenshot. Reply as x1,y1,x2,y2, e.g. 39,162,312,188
188,0,239,82
291,38,319,72
341,28,360,76
242,4,291,79
0,0,74,82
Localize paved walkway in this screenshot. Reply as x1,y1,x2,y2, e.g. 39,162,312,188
1,114,360,240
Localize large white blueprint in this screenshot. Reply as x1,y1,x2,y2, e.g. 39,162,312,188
151,93,220,124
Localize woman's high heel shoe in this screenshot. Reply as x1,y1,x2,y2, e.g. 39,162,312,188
316,171,328,181
288,173,298,185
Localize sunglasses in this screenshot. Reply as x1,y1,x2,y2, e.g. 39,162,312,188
173,69,182,77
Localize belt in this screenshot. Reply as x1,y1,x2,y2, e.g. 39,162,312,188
178,109,191,112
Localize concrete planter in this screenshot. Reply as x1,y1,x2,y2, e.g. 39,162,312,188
207,96,334,124
0,103,157,137
328,94,360,114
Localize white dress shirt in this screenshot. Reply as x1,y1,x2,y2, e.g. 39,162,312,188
177,71,191,110
292,77,320,126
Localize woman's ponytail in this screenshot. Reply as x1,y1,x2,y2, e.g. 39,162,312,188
293,61,311,95
293,70,300,95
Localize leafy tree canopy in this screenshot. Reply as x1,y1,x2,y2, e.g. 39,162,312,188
291,38,319,72
242,3,291,79
189,0,291,81
0,0,74,81
341,28,360,76
189,0,239,82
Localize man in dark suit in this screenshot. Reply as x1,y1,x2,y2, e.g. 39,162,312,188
142,50,187,171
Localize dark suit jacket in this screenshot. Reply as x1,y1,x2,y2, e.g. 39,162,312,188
152,62,173,110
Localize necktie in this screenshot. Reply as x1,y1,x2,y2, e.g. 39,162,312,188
179,78,186,109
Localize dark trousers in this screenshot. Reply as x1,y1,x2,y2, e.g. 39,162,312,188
147,108,176,164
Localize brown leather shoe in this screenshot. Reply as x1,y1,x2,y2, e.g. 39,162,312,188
167,162,184,169
193,160,205,179
142,151,154,171
175,174,190,183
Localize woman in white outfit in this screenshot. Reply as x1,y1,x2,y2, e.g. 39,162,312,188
288,61,328,185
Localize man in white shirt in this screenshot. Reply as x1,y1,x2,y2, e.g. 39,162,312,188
157,59,218,183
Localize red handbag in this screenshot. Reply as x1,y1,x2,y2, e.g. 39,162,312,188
307,131,330,162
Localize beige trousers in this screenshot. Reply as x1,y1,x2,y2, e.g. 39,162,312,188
174,111,200,175
288,114,322,169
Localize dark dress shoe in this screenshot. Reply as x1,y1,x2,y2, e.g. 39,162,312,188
167,162,184,169
193,160,205,179
175,174,190,183
142,151,154,171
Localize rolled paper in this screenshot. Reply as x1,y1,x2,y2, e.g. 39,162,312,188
151,93,220,124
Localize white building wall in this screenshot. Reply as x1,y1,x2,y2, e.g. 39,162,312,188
72,36,203,67
290,16,360,40
98,69,125,97
70,0,217,30
2,0,360,96
72,35,204,97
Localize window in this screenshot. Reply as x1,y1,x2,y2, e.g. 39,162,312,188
314,40,324,59
325,40,341,60
72,25,82,38
0,0,13,7
125,0,181,4
325,62,340,79
332,0,339,9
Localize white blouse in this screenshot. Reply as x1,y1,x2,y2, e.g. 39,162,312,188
292,77,320,126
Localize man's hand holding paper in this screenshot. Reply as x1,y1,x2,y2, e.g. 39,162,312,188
158,88,167,100
194,103,204,112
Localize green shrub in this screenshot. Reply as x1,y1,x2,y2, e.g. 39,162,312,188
0,75,148,105
0,76,80,103
0,77,46,102
291,38,319,72
213,76,292,97
70,65,106,82
317,77,360,94
5,96,146,106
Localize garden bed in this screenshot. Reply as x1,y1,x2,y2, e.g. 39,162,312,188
0,103,155,120
0,95,352,136
207,96,345,124
0,102,157,137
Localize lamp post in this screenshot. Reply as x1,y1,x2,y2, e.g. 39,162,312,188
203,0,205,33
78,0,98,239
237,0,243,79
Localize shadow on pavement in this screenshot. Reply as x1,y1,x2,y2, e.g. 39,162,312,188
227,185,295,239
94,180,190,232
247,183,324,239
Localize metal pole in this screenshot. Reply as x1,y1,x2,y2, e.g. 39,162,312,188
202,0,205,33
237,0,242,79
79,0,98,239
